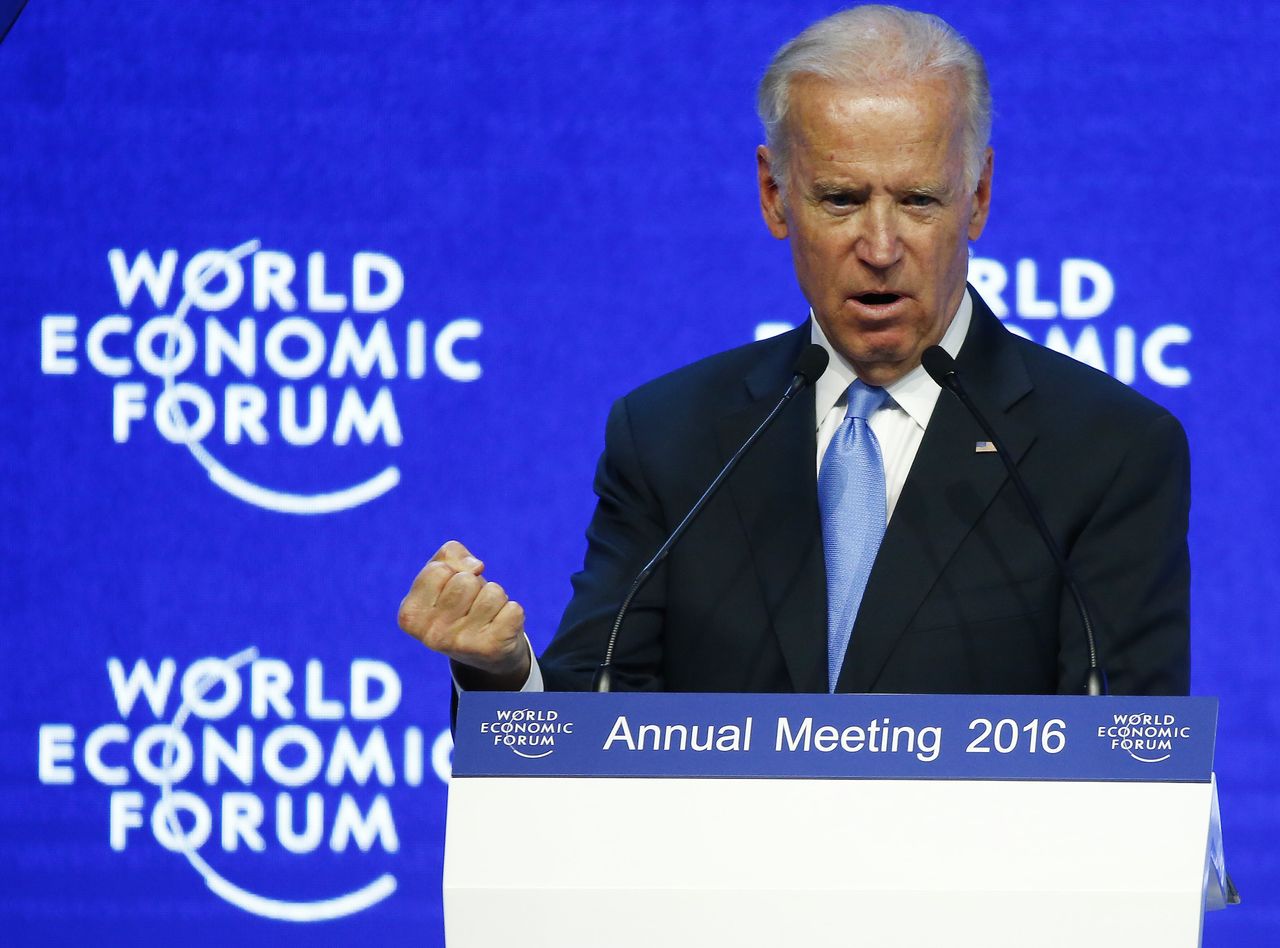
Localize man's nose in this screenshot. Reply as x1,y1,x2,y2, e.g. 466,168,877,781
855,204,903,269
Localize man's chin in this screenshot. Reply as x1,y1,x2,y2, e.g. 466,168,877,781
844,344,922,386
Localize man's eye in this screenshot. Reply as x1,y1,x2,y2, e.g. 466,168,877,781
904,194,937,207
824,194,858,208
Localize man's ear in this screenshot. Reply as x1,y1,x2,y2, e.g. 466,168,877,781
757,146,789,239
967,147,994,241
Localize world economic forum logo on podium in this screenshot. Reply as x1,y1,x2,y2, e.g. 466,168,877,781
479,708,574,759
38,240,486,515
1097,712,1193,764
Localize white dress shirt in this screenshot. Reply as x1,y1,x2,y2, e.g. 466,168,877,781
813,290,971,521
480,289,972,693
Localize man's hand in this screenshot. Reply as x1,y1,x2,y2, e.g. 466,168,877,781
398,540,531,690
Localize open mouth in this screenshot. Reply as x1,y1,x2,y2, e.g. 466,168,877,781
854,292,902,306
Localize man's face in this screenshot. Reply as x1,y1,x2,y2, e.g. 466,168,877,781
757,75,993,386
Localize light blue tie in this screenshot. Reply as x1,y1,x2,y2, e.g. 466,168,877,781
819,380,889,692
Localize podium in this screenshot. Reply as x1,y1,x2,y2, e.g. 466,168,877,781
445,693,1231,947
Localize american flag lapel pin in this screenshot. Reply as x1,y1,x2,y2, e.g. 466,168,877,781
974,441,997,454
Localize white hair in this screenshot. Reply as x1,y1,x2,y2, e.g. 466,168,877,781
757,4,992,193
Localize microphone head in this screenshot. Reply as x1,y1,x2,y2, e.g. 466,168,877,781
920,346,957,386
792,344,830,387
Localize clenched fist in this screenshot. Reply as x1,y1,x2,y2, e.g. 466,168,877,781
398,540,531,689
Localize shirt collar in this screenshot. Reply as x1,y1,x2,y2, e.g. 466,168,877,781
810,287,972,431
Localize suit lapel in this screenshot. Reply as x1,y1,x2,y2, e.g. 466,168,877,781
716,327,828,693
837,292,1036,693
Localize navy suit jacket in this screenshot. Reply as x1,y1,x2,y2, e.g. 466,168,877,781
541,290,1191,696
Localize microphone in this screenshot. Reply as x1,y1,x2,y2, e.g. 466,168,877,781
920,346,1107,696
592,343,830,692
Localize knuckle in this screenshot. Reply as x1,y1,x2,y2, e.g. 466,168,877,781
423,561,452,580
396,601,414,632
438,575,481,613
443,540,481,572
445,570,476,591
399,602,440,646
487,608,521,641
414,562,452,592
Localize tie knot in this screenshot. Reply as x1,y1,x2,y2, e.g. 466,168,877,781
844,380,888,420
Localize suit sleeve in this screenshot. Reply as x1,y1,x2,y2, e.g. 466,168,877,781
539,395,671,691
1057,411,1191,695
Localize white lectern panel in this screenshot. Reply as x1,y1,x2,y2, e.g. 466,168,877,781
445,777,1214,947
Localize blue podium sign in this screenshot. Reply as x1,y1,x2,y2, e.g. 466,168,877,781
454,693,1216,783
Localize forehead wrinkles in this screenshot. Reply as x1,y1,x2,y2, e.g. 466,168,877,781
785,78,966,184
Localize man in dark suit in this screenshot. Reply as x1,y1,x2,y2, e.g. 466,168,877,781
397,5,1190,697
537,290,1189,695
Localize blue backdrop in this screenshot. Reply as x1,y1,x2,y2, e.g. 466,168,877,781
1,1,1275,944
